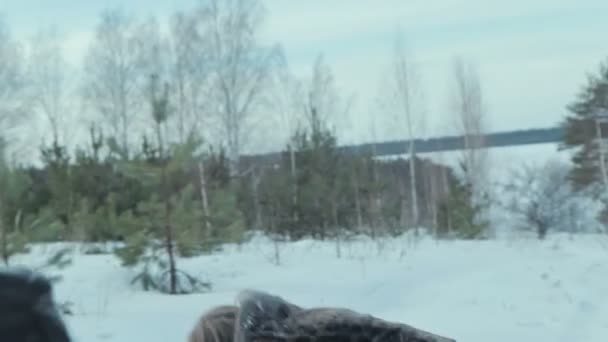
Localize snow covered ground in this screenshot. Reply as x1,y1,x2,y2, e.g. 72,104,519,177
8,232,608,342
5,141,605,342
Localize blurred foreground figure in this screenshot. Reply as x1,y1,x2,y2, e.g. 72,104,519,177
0,269,71,342
190,289,456,342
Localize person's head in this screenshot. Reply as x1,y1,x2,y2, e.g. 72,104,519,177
189,305,237,342
0,268,71,342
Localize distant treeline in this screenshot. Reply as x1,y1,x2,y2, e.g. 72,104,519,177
243,127,564,165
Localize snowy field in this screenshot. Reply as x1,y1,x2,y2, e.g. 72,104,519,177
8,232,608,342
6,141,606,342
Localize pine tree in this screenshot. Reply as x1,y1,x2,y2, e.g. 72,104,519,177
562,58,608,189
40,141,73,239
114,75,210,294
289,107,341,240
436,161,488,239
115,137,211,294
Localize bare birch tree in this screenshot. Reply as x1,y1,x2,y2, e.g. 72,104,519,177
200,0,281,175
0,19,27,137
450,57,490,223
386,32,426,234
163,11,218,231
305,54,356,139
136,16,176,149
270,53,304,223
82,9,146,158
167,11,210,144
28,27,76,147
307,55,341,128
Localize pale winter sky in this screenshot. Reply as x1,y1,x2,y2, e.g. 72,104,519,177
3,0,608,156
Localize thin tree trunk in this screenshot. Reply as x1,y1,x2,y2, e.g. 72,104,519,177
441,166,452,236
251,169,262,230
67,168,75,241
163,161,177,294
198,160,211,231
157,114,176,294
399,176,408,228
177,66,187,144
463,133,471,183
271,204,280,266
332,198,341,259
408,142,419,235
427,168,439,238
353,172,363,229
162,163,178,294
432,202,438,238
0,200,8,266
120,92,129,159
165,210,178,294
393,34,420,237
595,115,608,188
370,154,384,236
156,122,164,158
289,145,298,223
320,215,327,241
368,192,377,239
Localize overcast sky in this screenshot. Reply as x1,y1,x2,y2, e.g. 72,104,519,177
3,0,608,154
